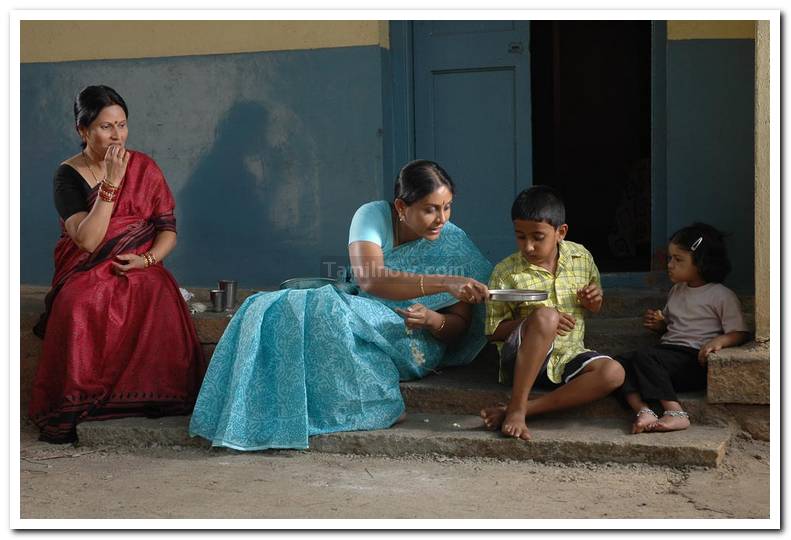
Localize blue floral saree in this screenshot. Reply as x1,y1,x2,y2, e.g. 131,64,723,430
189,221,492,450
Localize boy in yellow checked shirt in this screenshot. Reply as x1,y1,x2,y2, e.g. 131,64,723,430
480,186,625,441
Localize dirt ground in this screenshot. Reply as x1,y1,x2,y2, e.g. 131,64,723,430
18,420,770,522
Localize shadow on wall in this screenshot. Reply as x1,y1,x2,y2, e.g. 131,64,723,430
173,100,312,288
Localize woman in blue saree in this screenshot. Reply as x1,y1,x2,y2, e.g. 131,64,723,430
189,160,493,450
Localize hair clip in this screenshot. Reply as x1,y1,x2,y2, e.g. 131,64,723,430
690,237,703,251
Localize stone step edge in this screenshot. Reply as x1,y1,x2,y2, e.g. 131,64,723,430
75,414,732,468
311,423,730,469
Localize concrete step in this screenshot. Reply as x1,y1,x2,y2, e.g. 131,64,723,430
707,341,770,405
18,285,767,441
400,344,716,424
585,317,660,355
194,315,751,361
75,413,732,468
595,287,669,318
595,287,755,319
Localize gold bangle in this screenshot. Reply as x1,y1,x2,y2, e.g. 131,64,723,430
436,316,446,333
142,251,156,268
419,275,426,296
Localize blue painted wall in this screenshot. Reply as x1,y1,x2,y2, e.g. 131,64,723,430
21,46,387,288
666,39,755,292
19,31,758,294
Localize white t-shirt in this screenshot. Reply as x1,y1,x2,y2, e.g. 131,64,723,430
660,282,749,350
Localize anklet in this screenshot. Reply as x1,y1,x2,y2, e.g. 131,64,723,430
662,410,689,418
636,407,658,419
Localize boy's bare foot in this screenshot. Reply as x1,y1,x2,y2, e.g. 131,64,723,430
632,407,658,434
501,408,531,441
648,411,690,432
479,403,507,430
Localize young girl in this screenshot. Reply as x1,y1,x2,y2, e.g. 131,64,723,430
617,223,750,434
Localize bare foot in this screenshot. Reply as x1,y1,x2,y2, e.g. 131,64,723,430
632,408,658,434
648,413,690,432
479,403,507,431
501,408,531,441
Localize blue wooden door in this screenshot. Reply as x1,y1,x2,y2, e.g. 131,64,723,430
413,20,532,264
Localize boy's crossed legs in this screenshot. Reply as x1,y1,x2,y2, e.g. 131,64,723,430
480,307,625,440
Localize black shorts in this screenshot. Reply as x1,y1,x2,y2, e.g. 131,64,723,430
499,320,611,388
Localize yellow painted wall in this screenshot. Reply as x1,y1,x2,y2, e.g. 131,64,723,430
20,20,388,63
754,20,769,342
667,20,756,40
21,20,758,63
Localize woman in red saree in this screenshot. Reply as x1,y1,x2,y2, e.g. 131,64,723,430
29,85,204,443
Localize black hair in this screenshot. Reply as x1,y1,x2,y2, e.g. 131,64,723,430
669,222,732,283
394,159,455,205
511,185,566,228
73,85,129,149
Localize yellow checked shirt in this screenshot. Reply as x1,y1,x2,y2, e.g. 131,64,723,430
485,240,601,384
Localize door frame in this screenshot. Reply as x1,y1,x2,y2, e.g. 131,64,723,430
650,20,668,273
387,21,415,196
386,20,668,286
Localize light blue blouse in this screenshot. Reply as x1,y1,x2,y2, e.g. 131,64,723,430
348,200,394,251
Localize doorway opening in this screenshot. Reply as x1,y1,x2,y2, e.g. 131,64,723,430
530,21,653,272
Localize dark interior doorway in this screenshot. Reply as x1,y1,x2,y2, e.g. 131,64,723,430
530,21,652,272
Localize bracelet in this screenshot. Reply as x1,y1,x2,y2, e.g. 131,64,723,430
98,179,120,203
98,189,115,203
431,315,448,336
435,316,447,333
142,251,157,268
419,275,426,296
102,179,120,191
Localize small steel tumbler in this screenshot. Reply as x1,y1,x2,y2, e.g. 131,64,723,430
218,280,238,311
210,289,226,312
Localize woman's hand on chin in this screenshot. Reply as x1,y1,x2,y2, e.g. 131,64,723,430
104,144,130,185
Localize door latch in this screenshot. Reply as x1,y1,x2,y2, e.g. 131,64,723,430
508,42,524,54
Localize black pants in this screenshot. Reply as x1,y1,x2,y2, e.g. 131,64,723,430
614,344,706,402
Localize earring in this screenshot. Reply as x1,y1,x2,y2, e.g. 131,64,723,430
399,214,405,222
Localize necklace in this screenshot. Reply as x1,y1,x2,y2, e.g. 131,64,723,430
82,150,106,185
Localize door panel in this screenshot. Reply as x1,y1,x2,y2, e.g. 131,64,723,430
414,20,532,264
431,69,517,258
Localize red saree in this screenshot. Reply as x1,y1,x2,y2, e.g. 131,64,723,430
29,151,205,443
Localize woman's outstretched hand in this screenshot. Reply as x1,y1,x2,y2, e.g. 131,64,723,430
104,144,130,185
111,253,147,275
395,304,443,331
445,277,489,304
